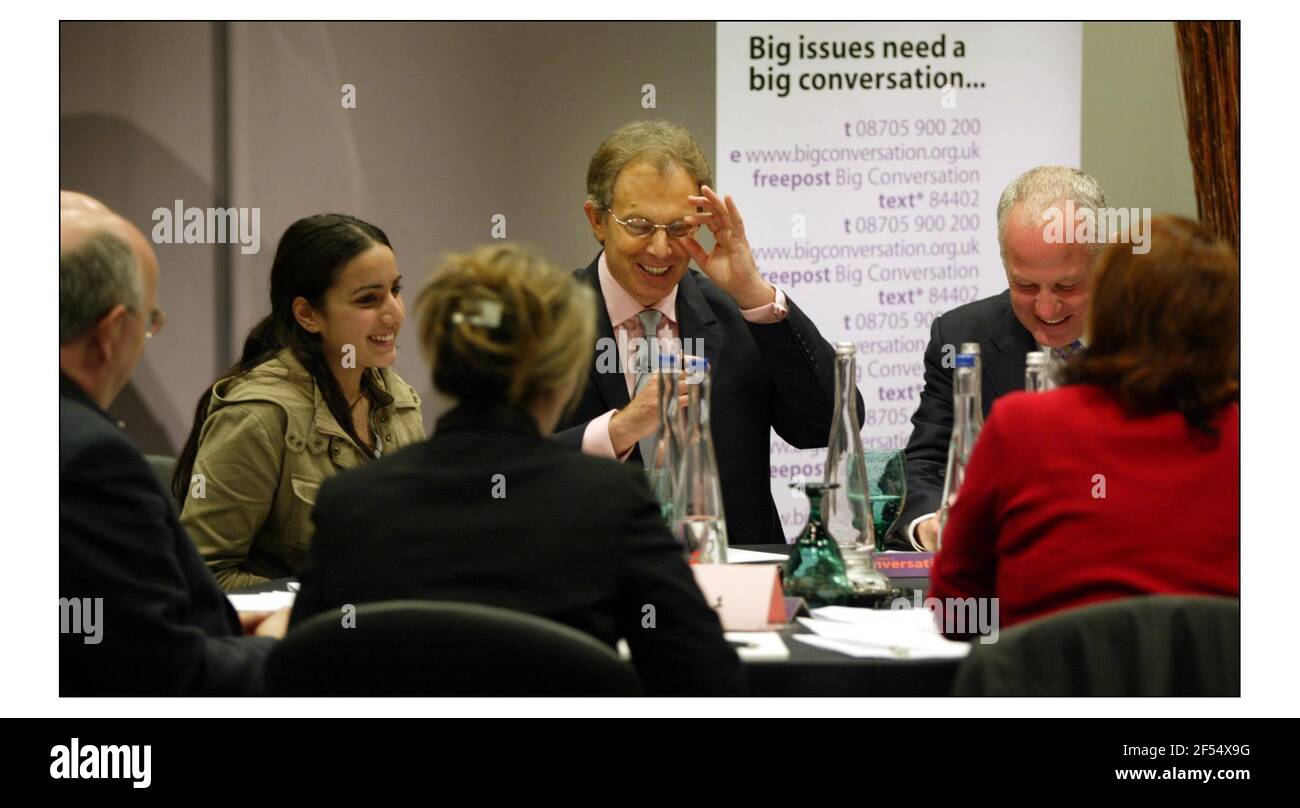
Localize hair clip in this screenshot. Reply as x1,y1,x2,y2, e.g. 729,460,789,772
451,299,504,328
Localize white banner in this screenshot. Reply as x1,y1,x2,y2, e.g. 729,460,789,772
716,21,1082,539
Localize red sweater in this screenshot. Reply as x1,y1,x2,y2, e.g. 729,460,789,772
930,383,1239,630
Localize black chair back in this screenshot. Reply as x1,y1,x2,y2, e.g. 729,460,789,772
265,600,642,696
952,594,1239,696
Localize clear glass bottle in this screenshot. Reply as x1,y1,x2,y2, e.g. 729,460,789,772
645,352,682,520
783,482,854,607
823,343,875,549
1025,350,1050,392
670,357,729,564
821,344,891,599
937,351,984,546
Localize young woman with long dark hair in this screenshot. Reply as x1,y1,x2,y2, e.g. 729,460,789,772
174,213,425,590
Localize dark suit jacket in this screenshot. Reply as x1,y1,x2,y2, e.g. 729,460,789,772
555,254,861,544
59,374,274,695
290,403,745,696
884,290,1037,550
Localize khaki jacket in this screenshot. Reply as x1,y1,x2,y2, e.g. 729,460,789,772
181,349,424,591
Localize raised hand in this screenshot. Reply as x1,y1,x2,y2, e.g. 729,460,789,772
679,185,775,309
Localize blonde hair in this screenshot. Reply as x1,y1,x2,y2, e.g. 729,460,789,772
416,244,596,410
586,119,714,212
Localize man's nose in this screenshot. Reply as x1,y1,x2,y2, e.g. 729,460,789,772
1034,292,1062,318
646,228,673,258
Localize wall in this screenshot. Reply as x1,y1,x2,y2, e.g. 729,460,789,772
1082,21,1198,216
61,21,1197,443
60,21,220,453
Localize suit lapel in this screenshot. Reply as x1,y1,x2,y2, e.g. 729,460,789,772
674,270,725,373
984,290,1038,403
578,257,632,412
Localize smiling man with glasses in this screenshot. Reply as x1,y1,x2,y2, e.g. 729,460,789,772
555,119,861,545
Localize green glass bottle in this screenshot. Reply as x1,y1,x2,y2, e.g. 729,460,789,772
783,482,854,607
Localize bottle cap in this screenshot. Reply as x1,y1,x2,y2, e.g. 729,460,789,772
960,342,981,355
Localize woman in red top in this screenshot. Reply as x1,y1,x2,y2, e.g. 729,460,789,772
931,215,1239,631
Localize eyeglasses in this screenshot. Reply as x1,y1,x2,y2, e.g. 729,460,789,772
606,210,699,240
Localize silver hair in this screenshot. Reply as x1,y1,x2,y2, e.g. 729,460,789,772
59,231,142,345
996,165,1107,259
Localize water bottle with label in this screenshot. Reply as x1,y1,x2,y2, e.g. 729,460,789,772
961,341,983,413
937,349,984,546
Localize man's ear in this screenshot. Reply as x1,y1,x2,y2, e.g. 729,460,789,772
90,304,131,363
583,201,606,246
292,297,321,333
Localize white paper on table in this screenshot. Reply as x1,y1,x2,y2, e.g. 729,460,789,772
792,634,912,659
795,614,971,659
811,605,938,630
724,631,790,661
227,591,297,613
725,548,788,564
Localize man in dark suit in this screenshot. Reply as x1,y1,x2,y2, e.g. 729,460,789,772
59,192,283,695
554,120,861,544
885,166,1107,550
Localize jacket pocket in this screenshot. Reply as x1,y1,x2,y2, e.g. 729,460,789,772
290,474,321,507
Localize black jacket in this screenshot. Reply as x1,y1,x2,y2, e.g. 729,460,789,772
555,255,861,544
290,403,745,696
59,374,274,695
885,290,1037,550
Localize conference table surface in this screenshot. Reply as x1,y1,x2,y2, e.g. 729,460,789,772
234,544,962,697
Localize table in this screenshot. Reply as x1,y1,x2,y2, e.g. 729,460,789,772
234,544,962,696
729,544,958,696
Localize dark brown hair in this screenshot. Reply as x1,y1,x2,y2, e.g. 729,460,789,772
173,213,393,502
1058,214,1238,437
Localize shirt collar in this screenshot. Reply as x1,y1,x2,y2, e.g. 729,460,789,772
597,251,678,328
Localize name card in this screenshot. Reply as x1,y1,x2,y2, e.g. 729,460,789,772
692,564,787,631
873,551,934,577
